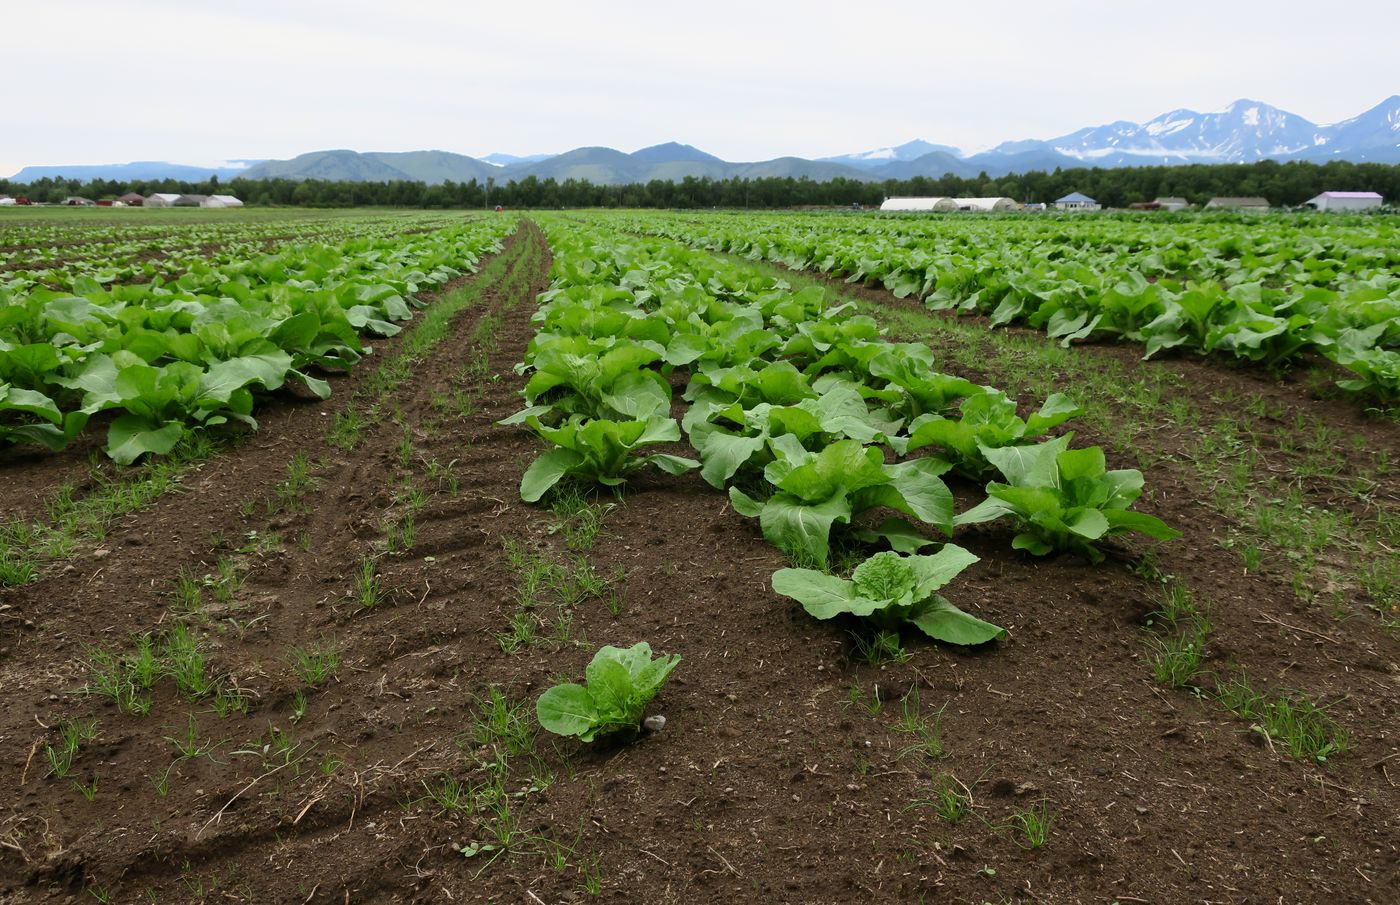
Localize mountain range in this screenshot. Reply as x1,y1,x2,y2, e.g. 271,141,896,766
9,96,1398,186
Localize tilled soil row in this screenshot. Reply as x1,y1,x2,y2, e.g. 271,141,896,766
0,223,552,900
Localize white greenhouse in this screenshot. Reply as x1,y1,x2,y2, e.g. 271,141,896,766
200,194,245,208
1304,191,1383,211
880,197,957,212
954,197,1019,212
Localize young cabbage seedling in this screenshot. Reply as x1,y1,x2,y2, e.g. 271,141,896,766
536,642,680,742
771,547,1005,645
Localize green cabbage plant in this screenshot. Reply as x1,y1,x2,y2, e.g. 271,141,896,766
771,547,1004,645
536,643,681,742
954,435,1180,562
519,415,698,502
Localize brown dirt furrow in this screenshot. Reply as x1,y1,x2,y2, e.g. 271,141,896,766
0,222,545,900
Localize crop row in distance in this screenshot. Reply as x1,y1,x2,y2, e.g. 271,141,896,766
0,217,515,466
614,210,1400,401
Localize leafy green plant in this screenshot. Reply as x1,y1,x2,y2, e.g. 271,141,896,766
771,547,1004,645
519,415,698,503
505,338,672,422
729,438,953,568
906,391,1081,479
536,642,680,742
954,435,1180,562
692,383,907,488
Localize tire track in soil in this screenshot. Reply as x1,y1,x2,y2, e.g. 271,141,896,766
0,222,555,901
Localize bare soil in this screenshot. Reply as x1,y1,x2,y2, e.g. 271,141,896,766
0,221,1396,905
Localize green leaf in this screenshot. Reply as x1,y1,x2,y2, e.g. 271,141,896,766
645,453,701,475
290,369,332,400
1011,532,1054,556
699,432,769,488
584,656,635,720
1024,393,1081,436
850,518,936,553
1066,507,1110,540
771,568,856,620
909,544,980,596
1056,446,1107,483
982,436,1070,487
953,495,1014,527
880,457,954,531
728,487,764,518
1103,509,1182,541
0,384,62,424
632,653,682,696
107,416,185,465
909,595,1006,645
520,447,584,503
758,492,852,568
535,684,598,738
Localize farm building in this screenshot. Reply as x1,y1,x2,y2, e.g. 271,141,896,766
0,196,14,206
200,194,244,208
174,194,209,207
63,197,95,206
1055,192,1100,211
1304,191,1383,211
880,197,957,212
117,192,145,206
1205,197,1270,210
955,197,1019,212
1153,196,1190,211
145,193,182,207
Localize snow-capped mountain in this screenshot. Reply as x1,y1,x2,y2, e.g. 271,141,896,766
1032,100,1324,163
10,97,1398,185
1304,95,1400,161
480,152,556,167
985,97,1400,166
822,139,962,170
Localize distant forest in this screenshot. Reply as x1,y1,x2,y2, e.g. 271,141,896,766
3,159,1397,210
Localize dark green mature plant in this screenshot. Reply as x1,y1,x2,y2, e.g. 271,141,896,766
954,435,1180,562
907,391,1080,479
519,415,698,502
729,437,953,569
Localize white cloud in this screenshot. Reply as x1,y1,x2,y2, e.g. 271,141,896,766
2,0,1395,175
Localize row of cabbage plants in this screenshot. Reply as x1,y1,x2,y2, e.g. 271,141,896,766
507,218,1179,647
1,211,466,294
625,211,1400,399
0,217,514,461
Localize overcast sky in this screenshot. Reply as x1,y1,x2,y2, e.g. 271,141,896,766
4,0,1395,175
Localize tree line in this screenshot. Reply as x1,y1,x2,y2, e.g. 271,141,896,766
2,159,1396,210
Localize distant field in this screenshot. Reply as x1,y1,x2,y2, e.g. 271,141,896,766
2,209,1396,903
